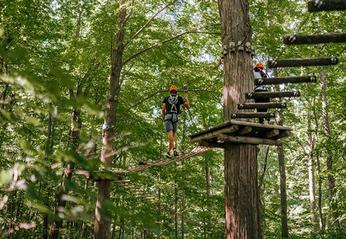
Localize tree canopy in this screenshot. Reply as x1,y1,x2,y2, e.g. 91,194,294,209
0,0,345,238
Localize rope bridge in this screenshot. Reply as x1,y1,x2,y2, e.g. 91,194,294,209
76,146,210,180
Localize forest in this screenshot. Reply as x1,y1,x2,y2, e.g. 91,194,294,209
0,0,345,238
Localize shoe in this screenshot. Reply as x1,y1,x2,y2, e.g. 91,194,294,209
165,151,172,159
173,149,179,156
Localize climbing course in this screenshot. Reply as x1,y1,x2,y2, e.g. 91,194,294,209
77,1,345,238
1,0,345,238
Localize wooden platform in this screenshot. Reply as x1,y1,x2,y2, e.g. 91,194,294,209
190,120,292,146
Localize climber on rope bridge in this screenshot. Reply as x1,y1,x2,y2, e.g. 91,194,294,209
253,63,270,123
162,85,189,158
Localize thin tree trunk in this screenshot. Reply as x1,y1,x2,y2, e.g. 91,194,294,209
319,69,338,228
274,79,289,238
49,4,84,237
218,0,261,238
49,108,81,238
43,112,55,239
307,113,318,231
311,91,325,230
204,155,211,238
278,142,289,238
316,151,325,229
174,179,178,239
94,1,127,238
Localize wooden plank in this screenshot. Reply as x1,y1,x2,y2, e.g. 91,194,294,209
238,102,287,109
230,120,291,130
246,91,300,99
190,120,292,139
238,126,253,135
190,125,239,143
284,33,346,45
199,140,224,148
278,130,291,138
217,134,282,146
308,0,346,12
255,75,317,85
231,112,275,119
264,129,280,138
268,57,338,68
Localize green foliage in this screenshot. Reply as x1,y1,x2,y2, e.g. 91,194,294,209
0,0,345,238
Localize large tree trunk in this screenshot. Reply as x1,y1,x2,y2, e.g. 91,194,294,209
319,69,338,228
94,1,127,238
218,1,261,238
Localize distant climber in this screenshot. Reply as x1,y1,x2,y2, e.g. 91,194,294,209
253,63,270,123
162,85,189,158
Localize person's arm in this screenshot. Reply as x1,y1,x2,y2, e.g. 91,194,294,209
162,103,166,115
183,98,189,109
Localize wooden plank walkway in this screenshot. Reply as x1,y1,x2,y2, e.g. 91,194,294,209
190,120,292,146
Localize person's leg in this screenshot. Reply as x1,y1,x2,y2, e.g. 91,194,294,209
168,130,174,153
172,122,179,156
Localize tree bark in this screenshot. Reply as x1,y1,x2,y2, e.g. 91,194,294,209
278,133,289,238
204,155,211,238
274,80,289,238
307,113,319,231
94,1,127,238
43,112,55,239
49,108,81,239
320,69,338,228
49,3,84,237
218,0,261,238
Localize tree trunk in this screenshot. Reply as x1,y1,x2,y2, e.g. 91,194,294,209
316,151,325,229
204,155,211,238
275,80,289,238
94,1,127,238
278,143,289,238
43,112,55,239
319,69,338,228
49,108,81,239
174,183,178,239
307,114,318,231
218,0,261,238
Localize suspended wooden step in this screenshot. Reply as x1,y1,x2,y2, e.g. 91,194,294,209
231,112,275,119
268,57,338,68
308,0,346,12
255,75,317,85
190,120,292,146
246,91,300,99
284,33,346,45
238,102,287,110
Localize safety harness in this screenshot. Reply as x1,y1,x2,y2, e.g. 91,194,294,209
164,95,179,123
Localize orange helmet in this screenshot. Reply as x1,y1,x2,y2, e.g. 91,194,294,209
255,63,264,69
169,85,177,92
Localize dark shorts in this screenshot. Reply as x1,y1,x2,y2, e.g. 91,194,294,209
164,113,178,133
